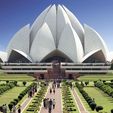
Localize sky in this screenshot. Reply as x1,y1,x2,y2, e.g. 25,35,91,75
0,0,113,52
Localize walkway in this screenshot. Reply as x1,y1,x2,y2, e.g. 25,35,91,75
39,84,63,113
72,88,89,113
16,87,40,113
16,97,33,113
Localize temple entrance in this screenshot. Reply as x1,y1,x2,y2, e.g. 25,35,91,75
39,74,44,79
47,60,62,79
68,74,74,79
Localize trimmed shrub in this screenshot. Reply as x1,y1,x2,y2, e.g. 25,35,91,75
23,81,27,86
6,80,9,84
90,102,96,110
111,109,113,113
8,103,13,111
14,81,18,86
96,106,103,112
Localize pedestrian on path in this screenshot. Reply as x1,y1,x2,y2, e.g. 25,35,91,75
17,105,21,113
43,98,46,108
53,88,55,94
2,104,7,113
50,88,52,94
48,99,53,113
53,99,56,109
46,98,49,109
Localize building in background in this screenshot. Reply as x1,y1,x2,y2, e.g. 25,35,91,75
0,5,112,79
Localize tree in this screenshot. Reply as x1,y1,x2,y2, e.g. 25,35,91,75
23,81,27,86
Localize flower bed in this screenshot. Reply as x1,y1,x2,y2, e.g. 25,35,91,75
62,82,76,113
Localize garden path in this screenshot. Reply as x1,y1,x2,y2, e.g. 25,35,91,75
39,83,63,113
72,88,89,113
16,88,40,113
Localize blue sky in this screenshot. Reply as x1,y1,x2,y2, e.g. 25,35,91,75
0,0,113,51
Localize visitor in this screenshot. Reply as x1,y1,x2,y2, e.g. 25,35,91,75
53,99,56,109
50,88,52,94
12,105,16,113
43,98,46,108
46,98,49,109
17,105,21,113
0,106,3,112
29,89,32,97
2,104,7,113
28,90,30,97
48,99,53,113
53,88,55,94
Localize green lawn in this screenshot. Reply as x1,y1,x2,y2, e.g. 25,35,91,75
0,73,35,81
78,73,113,81
0,87,26,105
0,81,32,112
84,87,113,113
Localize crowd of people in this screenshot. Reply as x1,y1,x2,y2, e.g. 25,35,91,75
0,104,7,113
42,80,61,113
43,98,56,113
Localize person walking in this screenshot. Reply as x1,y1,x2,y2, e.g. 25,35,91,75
50,88,52,94
53,88,55,94
17,105,21,113
48,99,53,113
43,98,46,108
53,99,56,109
2,104,7,113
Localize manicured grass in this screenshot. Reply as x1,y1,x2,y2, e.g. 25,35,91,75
78,73,113,81
0,87,26,105
0,73,35,81
84,87,113,112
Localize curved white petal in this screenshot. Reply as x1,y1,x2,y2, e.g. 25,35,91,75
84,24,109,60
107,51,113,62
8,49,32,62
30,23,56,62
0,51,7,62
44,4,56,43
62,5,84,45
56,5,71,46
82,49,106,62
30,5,51,43
6,24,30,57
58,24,84,63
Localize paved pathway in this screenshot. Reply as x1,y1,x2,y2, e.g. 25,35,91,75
16,87,40,113
72,88,89,113
39,84,63,113
16,97,32,113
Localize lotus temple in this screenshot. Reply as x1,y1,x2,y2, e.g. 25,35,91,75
0,5,113,79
